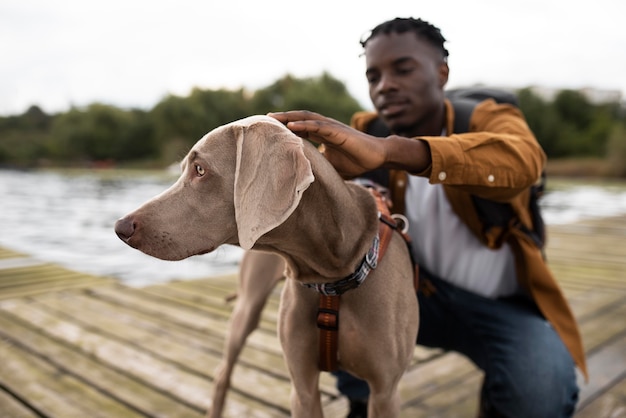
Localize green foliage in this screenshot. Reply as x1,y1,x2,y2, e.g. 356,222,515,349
0,129,51,166
518,88,624,159
606,122,626,177
149,88,254,162
250,72,361,124
553,90,593,130
0,106,53,166
49,104,158,162
0,73,623,172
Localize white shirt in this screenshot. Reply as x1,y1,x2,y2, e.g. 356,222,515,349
405,175,519,298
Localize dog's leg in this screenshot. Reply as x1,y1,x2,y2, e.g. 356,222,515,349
207,251,284,418
367,381,402,417
279,279,324,418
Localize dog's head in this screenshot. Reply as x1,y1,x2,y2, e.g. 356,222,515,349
114,115,315,260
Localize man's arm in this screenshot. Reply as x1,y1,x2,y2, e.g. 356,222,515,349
268,110,432,178
270,102,545,202
420,100,546,201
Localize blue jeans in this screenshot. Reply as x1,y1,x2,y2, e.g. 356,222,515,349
334,273,579,417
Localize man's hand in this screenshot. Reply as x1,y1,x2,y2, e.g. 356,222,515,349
268,110,387,178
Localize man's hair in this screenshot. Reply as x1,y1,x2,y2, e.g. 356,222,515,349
361,17,449,59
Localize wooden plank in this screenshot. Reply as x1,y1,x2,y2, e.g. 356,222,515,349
399,373,483,418
149,280,282,325
0,264,94,284
548,230,626,250
31,289,290,379
0,336,146,418
549,219,626,236
0,389,40,418
0,298,293,415
0,257,46,270
161,278,283,326
0,311,205,417
323,352,480,416
0,264,114,300
576,374,626,418
566,288,625,321
0,298,220,408
578,332,626,409
0,312,288,418
0,212,624,417
577,298,626,354
398,352,479,407
86,285,282,354
0,247,27,259
140,285,278,333
550,251,626,269
0,277,114,300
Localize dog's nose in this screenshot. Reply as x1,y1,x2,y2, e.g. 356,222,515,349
115,217,136,241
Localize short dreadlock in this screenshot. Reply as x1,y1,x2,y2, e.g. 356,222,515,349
361,17,449,59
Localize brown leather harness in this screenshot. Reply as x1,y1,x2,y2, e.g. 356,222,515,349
309,189,419,372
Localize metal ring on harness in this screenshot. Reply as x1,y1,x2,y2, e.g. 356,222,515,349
391,213,409,234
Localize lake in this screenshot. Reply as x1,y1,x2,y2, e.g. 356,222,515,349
1,169,625,287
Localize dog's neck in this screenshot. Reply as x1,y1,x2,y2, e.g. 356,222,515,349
255,143,379,284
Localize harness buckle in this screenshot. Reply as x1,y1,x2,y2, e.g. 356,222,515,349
391,213,409,234
317,307,339,331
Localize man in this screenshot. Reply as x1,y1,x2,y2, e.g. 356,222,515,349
270,17,585,418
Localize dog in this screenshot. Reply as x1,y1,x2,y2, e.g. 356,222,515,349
114,115,419,417
212,249,284,418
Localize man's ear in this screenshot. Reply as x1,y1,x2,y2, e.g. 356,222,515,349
438,61,449,88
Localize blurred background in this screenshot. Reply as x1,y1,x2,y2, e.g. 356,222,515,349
1,0,625,285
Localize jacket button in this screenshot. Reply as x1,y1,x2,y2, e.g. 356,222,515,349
438,171,447,181
487,174,495,182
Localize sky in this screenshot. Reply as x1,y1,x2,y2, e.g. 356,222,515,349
1,0,624,116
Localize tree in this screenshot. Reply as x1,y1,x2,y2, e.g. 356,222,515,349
0,106,53,166
250,72,362,123
150,88,254,162
49,104,158,162
606,122,626,177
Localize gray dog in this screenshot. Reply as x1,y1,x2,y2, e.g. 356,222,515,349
115,115,418,417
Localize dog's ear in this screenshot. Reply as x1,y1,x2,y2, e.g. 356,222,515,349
233,118,315,250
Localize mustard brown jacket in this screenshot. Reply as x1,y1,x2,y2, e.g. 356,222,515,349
351,98,588,379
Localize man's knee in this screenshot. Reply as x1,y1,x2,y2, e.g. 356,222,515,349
482,357,579,418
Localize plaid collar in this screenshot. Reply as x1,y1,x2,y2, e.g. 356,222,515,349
304,234,380,296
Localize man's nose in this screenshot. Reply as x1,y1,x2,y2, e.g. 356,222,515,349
375,73,398,94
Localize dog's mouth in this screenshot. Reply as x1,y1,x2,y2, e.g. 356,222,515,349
115,216,218,260
152,243,216,261
196,248,213,256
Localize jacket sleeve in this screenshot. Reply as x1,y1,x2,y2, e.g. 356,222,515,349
418,99,546,202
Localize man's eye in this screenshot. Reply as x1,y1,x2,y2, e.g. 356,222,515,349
195,164,205,176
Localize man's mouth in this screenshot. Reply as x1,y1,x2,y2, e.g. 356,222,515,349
379,101,408,118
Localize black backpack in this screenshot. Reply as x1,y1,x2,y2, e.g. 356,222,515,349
363,87,547,250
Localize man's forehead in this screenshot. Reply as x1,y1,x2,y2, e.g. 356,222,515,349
365,32,441,64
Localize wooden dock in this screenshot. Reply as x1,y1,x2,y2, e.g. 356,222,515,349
0,215,625,417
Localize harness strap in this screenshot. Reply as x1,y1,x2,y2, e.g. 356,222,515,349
376,189,420,291
317,294,340,371
374,189,396,262
317,190,400,372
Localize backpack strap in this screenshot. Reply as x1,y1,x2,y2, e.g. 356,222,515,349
450,97,546,250
450,98,478,134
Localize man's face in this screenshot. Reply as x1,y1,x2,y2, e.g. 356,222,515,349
365,31,448,136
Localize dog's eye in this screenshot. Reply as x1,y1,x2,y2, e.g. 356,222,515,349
194,164,205,177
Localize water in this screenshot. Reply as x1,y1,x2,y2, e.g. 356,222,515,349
1,169,626,287
0,169,243,287
541,181,626,224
